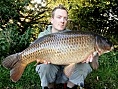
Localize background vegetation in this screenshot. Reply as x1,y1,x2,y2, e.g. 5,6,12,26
0,0,118,89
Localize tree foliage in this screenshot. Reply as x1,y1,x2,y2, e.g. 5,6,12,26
67,0,118,45
1,0,118,44
0,0,51,57
0,0,50,34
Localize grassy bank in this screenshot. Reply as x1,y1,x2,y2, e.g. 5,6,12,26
0,50,118,89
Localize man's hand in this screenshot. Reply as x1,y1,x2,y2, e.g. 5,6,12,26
43,60,51,64
36,59,51,65
82,54,93,63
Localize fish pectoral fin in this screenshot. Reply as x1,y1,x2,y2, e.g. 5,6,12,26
64,63,76,78
35,59,51,66
90,53,99,70
35,59,44,66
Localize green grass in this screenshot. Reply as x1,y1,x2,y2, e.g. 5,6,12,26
0,50,118,89
85,50,118,89
0,63,41,89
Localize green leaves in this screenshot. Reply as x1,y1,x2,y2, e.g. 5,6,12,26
0,24,32,58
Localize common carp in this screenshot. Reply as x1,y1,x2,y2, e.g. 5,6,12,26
2,31,113,82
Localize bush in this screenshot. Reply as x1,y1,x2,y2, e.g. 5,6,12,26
0,24,33,59
0,23,39,89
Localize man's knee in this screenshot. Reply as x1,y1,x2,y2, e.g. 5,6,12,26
36,64,51,73
68,63,92,86
75,63,92,75
36,64,60,77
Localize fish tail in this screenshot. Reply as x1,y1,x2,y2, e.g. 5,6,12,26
2,53,26,82
10,61,26,82
2,53,20,69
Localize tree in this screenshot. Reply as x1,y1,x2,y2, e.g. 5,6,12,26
0,0,50,34
0,0,50,57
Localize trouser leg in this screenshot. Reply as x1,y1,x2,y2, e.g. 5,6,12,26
36,63,92,88
36,64,60,87
68,63,92,88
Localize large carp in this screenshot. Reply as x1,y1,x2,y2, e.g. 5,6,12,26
2,31,113,82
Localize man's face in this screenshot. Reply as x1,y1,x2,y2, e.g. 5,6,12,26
51,9,68,31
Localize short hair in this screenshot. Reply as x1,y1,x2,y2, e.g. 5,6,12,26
51,4,68,18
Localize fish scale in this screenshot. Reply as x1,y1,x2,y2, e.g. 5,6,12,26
2,31,113,82
21,33,95,65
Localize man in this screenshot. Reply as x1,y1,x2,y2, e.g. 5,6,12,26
36,5,92,89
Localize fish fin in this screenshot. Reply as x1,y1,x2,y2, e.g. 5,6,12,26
2,53,20,69
34,59,45,66
10,61,26,82
2,53,26,82
64,63,76,78
90,53,99,70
